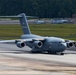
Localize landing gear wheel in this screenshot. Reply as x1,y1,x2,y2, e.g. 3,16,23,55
30,50,42,53
60,53,64,55
57,52,64,55
47,51,56,55
30,50,37,53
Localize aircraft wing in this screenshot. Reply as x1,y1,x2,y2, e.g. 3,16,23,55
0,38,76,48
0,40,16,44
0,37,45,44
0,37,75,44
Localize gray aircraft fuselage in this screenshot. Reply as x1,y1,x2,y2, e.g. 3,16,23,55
21,34,66,53
0,13,75,55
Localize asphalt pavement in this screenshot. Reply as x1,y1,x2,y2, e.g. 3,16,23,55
0,44,76,75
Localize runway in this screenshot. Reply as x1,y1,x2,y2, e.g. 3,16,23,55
0,44,76,75
1,46,76,66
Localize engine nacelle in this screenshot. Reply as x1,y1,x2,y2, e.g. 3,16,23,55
67,42,73,48
16,41,25,48
73,42,76,47
34,41,43,48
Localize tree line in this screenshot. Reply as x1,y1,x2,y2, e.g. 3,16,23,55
0,0,76,18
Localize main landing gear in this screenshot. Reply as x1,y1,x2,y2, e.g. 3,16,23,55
47,51,64,55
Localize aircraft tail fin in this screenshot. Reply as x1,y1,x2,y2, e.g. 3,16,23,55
18,13,31,34
0,13,31,34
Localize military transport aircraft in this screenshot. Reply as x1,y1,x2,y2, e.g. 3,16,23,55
0,13,76,55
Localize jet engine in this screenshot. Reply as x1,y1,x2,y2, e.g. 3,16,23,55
73,42,76,47
67,42,73,48
15,41,25,48
34,41,43,48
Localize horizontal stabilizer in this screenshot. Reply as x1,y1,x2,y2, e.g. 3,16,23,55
0,14,37,18
0,16,22,18
0,16,33,18
0,13,37,34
